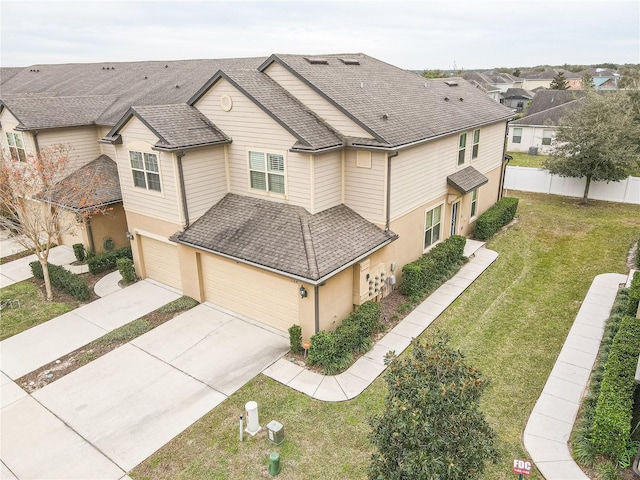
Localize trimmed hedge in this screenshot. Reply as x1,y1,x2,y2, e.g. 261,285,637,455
116,257,136,285
308,301,382,375
629,271,639,317
72,243,86,262
30,261,90,301
474,197,519,241
288,324,303,354
592,315,640,460
400,235,467,297
88,246,132,274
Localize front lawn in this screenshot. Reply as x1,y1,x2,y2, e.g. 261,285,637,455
132,192,640,480
0,281,75,341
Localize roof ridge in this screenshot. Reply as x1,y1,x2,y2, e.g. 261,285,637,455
299,210,319,280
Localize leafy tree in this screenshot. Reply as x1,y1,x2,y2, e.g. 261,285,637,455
0,145,104,300
550,71,569,90
512,68,522,77
581,71,594,90
369,334,498,480
422,69,445,78
619,65,640,89
543,91,640,204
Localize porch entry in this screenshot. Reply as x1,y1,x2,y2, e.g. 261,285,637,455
450,201,459,236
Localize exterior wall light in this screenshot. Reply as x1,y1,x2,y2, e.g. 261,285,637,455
299,286,307,298
125,231,134,241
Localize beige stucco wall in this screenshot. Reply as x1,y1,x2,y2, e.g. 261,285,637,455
88,203,129,253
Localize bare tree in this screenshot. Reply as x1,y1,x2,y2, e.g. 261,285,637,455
1,144,104,300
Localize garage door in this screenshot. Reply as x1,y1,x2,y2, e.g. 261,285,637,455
139,236,182,290
200,254,297,332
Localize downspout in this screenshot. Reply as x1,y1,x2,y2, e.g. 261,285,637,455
314,284,320,334
32,130,40,154
386,151,399,232
498,122,511,201
176,151,189,228
85,218,96,253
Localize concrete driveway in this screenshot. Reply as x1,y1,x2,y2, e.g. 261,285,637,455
1,302,289,478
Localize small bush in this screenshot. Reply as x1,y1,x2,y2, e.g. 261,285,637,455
289,325,303,354
400,235,466,297
72,243,86,262
88,246,132,274
158,296,198,314
628,271,640,316
29,261,90,301
474,197,519,240
116,258,136,285
307,331,352,375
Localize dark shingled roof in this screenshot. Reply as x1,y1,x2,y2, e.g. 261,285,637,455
48,155,121,211
177,193,397,282
503,88,533,100
447,166,489,194
110,104,231,151
1,96,117,130
260,54,514,148
511,99,583,127
525,90,586,116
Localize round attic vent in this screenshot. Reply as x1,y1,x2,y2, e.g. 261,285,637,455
220,95,233,112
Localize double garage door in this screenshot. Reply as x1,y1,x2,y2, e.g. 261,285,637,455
139,235,182,290
200,254,298,332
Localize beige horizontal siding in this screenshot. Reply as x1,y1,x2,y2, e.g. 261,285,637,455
181,146,227,221
195,78,311,209
264,62,373,139
115,117,180,223
0,109,36,156
99,126,118,159
313,150,342,213
469,122,507,173
37,126,101,172
344,149,386,224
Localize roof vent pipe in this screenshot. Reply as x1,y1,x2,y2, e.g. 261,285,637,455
360,82,364,89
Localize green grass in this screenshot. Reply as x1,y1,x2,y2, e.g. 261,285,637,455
0,281,75,341
132,192,640,480
507,151,549,168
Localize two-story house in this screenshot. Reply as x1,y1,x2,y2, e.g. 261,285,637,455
97,54,512,340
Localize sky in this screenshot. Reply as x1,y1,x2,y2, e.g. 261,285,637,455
1,0,638,71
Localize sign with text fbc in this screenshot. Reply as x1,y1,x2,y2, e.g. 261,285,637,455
512,459,532,476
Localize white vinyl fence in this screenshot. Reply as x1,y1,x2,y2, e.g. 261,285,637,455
504,166,640,205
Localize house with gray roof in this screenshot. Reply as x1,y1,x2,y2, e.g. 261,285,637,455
2,53,513,339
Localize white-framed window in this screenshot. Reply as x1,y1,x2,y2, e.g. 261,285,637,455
129,150,161,192
6,132,26,162
458,133,467,165
470,189,478,218
249,150,285,194
542,129,553,146
512,128,522,144
472,129,480,159
424,204,443,250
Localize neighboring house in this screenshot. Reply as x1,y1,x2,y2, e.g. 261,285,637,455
461,72,502,102
521,69,582,90
502,88,534,112
462,71,523,104
2,54,513,340
507,90,585,154
585,67,620,91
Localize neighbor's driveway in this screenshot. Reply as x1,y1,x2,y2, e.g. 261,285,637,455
1,302,288,478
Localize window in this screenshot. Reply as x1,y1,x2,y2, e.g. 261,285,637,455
542,129,553,146
512,128,522,144
6,132,26,162
424,205,442,249
458,133,467,165
472,129,480,159
249,151,285,194
470,189,478,218
129,151,161,192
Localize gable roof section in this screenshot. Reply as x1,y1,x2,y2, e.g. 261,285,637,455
104,104,231,151
47,155,122,211
259,54,513,148
511,98,584,127
1,95,117,130
503,88,534,100
525,90,586,116
447,166,489,194
188,69,344,152
176,193,397,283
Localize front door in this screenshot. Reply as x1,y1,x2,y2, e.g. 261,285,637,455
450,201,459,236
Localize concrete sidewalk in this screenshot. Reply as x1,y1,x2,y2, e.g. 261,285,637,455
523,272,628,480
0,245,76,288
264,242,498,401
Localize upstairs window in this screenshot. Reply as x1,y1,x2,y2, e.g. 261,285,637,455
472,129,480,159
512,128,522,144
6,132,26,162
458,133,467,165
424,204,442,250
130,151,161,192
542,129,553,146
470,189,478,218
249,151,285,194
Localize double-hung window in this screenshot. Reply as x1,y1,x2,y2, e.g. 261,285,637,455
472,129,480,159
542,129,553,146
470,189,478,218
130,151,161,192
6,132,26,162
458,133,467,165
512,128,522,144
249,151,285,194
424,205,442,249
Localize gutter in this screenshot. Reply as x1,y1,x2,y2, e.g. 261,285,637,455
177,234,398,287
176,151,190,228
386,151,399,231
314,285,320,334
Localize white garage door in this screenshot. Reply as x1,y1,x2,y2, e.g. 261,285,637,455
200,254,298,332
139,236,182,290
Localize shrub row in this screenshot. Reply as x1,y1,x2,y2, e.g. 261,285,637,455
591,314,640,461
628,271,640,317
307,301,382,375
88,246,132,274
474,197,519,241
400,235,466,298
30,261,90,301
